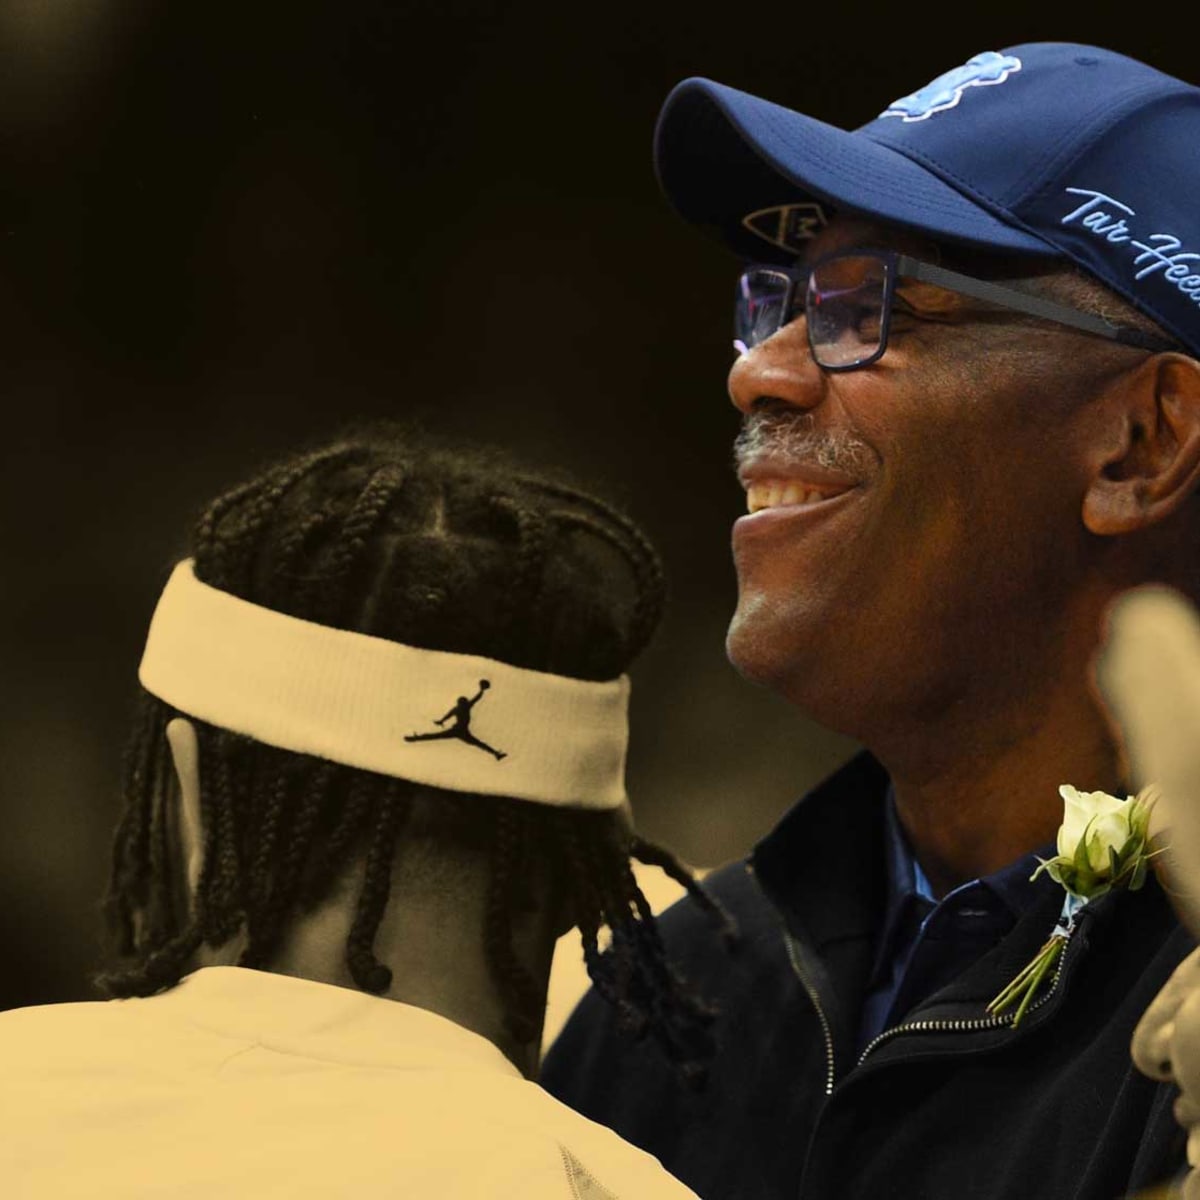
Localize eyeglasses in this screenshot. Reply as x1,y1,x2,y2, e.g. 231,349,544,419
733,248,1177,371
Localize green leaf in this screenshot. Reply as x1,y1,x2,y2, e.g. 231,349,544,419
1130,856,1148,891
1035,856,1071,888
1075,856,1098,897
1030,857,1053,883
1073,822,1095,877
1130,793,1156,841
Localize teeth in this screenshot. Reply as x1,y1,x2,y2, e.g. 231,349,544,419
746,480,841,513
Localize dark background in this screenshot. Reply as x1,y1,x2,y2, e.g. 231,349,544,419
0,3,1187,1010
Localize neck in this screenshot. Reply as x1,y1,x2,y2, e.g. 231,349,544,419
372,893,558,1080
194,852,561,1079
869,639,1125,899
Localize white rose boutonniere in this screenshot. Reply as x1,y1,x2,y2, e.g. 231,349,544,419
1045,785,1159,896
987,783,1163,1027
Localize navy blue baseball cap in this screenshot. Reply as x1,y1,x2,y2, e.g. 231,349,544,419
654,43,1200,358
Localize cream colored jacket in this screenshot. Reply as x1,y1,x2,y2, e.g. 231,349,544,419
0,966,699,1199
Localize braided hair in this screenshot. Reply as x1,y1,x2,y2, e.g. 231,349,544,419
97,425,735,1085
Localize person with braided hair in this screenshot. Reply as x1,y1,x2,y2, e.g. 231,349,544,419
0,426,733,1199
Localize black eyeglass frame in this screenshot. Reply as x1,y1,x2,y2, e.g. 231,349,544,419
736,248,1178,372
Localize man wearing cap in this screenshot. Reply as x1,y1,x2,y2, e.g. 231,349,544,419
542,43,1200,1200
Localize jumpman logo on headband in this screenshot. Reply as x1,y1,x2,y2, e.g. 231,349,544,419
404,680,507,760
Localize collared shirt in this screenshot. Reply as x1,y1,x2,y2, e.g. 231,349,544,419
856,790,1057,1052
0,965,699,1199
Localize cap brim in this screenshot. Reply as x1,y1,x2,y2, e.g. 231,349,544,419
654,78,1058,263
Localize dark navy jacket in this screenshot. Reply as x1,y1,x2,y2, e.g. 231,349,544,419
540,754,1194,1200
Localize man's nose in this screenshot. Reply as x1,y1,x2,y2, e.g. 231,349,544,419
727,321,825,416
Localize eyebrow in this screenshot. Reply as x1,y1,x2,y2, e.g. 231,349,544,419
795,233,944,270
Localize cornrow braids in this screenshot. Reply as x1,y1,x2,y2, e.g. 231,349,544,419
102,699,172,957
485,801,545,1046
631,836,739,951
345,782,406,994
298,775,376,904
269,502,340,611
486,493,550,665
239,768,290,970
142,740,178,949
97,424,735,1085
318,463,406,626
519,476,667,661
242,760,336,966
198,447,356,594
544,506,665,663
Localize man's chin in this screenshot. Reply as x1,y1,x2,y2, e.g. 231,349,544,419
725,616,793,691
725,612,860,735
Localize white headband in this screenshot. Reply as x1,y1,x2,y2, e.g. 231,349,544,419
137,560,631,810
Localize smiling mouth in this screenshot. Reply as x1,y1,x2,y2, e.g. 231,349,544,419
744,479,855,514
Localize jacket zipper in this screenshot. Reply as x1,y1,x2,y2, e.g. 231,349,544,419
748,859,841,1098
783,920,1083,1091
855,926,1080,1069
784,932,837,1096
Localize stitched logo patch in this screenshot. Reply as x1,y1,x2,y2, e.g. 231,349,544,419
404,679,507,760
741,202,828,252
881,51,1022,122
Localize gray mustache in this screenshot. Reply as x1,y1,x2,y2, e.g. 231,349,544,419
733,412,873,476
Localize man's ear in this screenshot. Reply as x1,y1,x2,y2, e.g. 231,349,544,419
165,718,205,898
1083,354,1200,535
